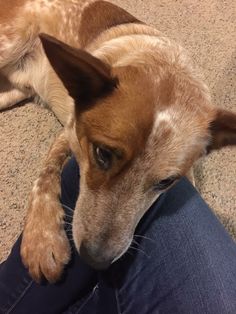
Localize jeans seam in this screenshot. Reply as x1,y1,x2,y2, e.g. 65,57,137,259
5,280,33,314
75,284,98,314
115,288,122,314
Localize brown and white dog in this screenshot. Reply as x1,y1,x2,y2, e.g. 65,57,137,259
1,0,236,283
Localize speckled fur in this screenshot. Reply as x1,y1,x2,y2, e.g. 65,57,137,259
1,0,236,282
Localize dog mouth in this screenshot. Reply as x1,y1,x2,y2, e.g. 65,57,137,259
77,236,133,270
79,242,113,269
79,241,114,269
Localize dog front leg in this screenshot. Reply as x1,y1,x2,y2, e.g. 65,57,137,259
21,130,72,283
0,73,30,110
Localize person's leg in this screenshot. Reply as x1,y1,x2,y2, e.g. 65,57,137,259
2,157,236,314
0,158,97,314
77,178,236,314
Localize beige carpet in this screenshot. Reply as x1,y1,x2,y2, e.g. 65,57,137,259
0,0,235,262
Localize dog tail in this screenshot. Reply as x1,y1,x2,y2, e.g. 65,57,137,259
0,14,40,69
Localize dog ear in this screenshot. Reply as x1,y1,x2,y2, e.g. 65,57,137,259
39,33,117,106
207,108,236,152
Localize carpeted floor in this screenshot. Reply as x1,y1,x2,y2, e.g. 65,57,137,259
0,0,235,261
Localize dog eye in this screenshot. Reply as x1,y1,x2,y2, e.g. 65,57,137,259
153,176,177,191
93,145,113,170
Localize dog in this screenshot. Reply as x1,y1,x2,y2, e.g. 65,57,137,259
1,0,236,283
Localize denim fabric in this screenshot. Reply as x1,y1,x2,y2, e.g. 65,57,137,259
0,157,236,314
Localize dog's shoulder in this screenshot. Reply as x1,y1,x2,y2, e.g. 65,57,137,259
79,0,143,48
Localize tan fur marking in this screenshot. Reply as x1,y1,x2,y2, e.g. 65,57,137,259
78,0,142,48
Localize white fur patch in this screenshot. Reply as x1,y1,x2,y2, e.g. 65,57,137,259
151,109,176,137
153,110,173,131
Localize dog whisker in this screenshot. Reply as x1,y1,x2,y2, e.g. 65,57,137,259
132,239,140,247
61,203,75,213
134,234,155,243
64,221,73,225
129,246,150,259
63,213,73,219
44,199,73,211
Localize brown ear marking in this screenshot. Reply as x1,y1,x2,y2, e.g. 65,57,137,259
208,108,236,152
79,0,142,48
39,33,118,106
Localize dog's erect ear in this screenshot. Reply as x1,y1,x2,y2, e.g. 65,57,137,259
208,108,236,152
39,33,117,106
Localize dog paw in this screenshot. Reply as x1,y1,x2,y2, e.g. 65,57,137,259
21,201,71,283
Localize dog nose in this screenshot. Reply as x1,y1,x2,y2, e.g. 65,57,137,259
80,242,112,270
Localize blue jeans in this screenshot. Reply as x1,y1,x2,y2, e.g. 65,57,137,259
0,157,236,314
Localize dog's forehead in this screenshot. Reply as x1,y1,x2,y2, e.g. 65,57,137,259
81,63,212,179
81,67,157,147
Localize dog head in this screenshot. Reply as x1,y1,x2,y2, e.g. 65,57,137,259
41,34,236,269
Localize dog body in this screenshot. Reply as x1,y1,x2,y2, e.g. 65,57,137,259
0,0,156,122
1,0,236,282
0,0,93,122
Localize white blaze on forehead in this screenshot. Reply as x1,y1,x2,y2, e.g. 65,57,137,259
148,106,209,167
152,109,175,135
